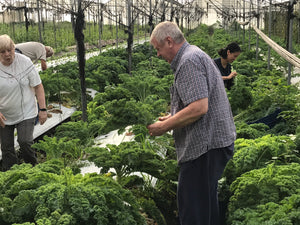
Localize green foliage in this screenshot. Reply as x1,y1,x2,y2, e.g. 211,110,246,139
13,223,35,225
70,111,83,121
186,25,300,225
86,132,178,183
87,56,127,92
278,92,300,134
136,57,173,78
86,141,166,184
8,23,300,225
101,47,128,59
236,49,257,61
233,69,300,134
132,42,152,56
119,72,153,102
229,191,300,225
233,59,267,81
32,136,83,172
235,122,269,139
228,163,300,224
86,70,171,132
39,62,80,103
93,85,132,104
0,164,146,225
130,124,149,143
295,134,300,151
101,97,164,131
188,24,241,58
119,71,172,102
188,25,300,136
139,198,166,225
3,22,144,53
227,75,253,114
54,121,92,146
86,137,179,224
86,103,109,137
32,136,82,161
131,52,149,70
224,135,298,184
144,177,178,225
34,159,65,175
87,132,178,224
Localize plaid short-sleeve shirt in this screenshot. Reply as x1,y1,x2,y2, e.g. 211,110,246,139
170,42,236,164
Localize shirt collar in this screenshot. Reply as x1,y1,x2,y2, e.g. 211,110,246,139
170,41,189,72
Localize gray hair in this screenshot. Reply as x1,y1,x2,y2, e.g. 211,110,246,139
0,34,15,52
150,21,185,45
46,46,54,57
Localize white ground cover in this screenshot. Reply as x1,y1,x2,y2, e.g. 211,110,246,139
80,126,135,175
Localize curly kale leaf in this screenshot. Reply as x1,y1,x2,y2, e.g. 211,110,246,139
228,163,300,224
224,135,298,184
86,141,165,183
229,190,300,225
0,164,146,225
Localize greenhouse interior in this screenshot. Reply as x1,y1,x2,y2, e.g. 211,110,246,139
0,0,300,224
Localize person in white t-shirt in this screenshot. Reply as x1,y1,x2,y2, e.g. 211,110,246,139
0,34,47,171
15,42,54,71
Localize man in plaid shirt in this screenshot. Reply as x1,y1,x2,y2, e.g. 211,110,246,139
147,21,236,225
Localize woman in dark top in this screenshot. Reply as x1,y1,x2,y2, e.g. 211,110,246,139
214,42,241,90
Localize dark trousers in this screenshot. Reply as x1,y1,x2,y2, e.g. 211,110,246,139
178,143,234,225
1,118,37,171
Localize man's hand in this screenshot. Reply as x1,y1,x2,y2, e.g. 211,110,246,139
147,120,167,136
147,98,208,136
158,114,171,121
147,114,171,136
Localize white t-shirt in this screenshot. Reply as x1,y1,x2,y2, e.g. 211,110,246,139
0,53,42,125
15,42,46,62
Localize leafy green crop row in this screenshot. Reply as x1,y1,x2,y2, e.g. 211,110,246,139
0,162,146,225
0,22,148,53
1,23,300,224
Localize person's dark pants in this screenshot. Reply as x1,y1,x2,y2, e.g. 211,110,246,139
1,118,37,171
178,143,234,225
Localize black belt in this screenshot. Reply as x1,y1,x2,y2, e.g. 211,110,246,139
15,48,22,54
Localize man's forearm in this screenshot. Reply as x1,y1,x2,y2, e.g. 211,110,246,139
147,98,208,136
165,98,208,131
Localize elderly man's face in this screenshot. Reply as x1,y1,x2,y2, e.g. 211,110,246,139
151,37,174,64
0,48,15,66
